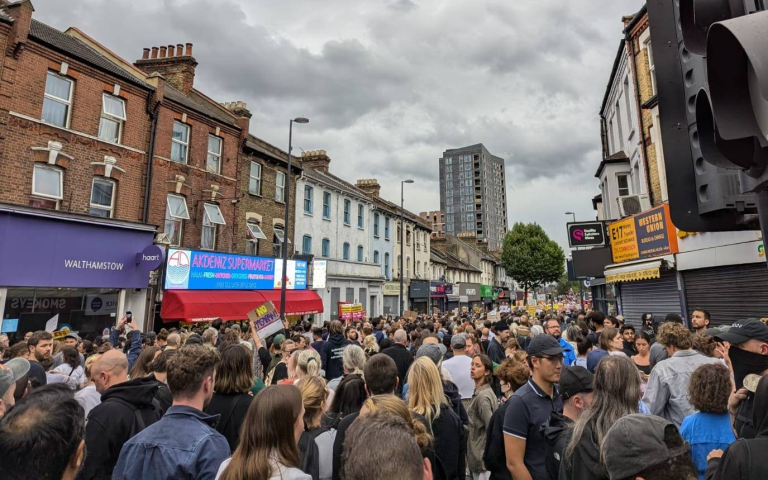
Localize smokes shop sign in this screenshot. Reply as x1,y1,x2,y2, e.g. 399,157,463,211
608,204,679,264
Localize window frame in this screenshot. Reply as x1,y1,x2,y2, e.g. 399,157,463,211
373,250,380,264
246,220,267,240
165,194,189,247
171,121,190,164
343,242,350,260
273,226,289,257
206,135,223,174
323,191,332,220
42,71,73,128
275,172,286,203
201,203,226,251
384,217,390,240
322,238,330,258
304,185,313,214
343,199,351,225
302,235,312,255
249,161,262,196
617,173,631,197
98,93,126,144
357,245,364,262
89,177,116,218
357,204,364,229
646,38,657,95
31,164,64,201
374,213,380,238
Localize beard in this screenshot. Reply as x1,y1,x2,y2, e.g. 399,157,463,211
38,354,54,370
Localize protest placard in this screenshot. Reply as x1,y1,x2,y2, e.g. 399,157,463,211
247,301,283,339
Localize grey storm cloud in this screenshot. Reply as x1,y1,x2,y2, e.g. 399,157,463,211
33,0,645,252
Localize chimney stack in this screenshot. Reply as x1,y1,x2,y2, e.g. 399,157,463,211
356,179,381,197
3,0,34,58
301,150,331,174
135,42,198,95
220,101,252,143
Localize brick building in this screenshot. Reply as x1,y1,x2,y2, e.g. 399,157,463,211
419,210,445,238
237,133,302,258
0,1,160,336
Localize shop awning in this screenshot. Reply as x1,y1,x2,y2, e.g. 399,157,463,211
604,258,669,284
161,289,324,323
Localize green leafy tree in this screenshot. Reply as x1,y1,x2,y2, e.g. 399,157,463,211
501,222,565,301
555,275,580,296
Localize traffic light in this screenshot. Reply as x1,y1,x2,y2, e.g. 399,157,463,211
646,0,768,232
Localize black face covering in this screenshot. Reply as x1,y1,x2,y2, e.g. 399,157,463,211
729,346,768,389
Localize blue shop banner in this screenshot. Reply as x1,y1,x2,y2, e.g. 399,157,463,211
165,249,307,291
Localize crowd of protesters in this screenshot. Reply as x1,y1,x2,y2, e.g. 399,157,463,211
1,306,768,480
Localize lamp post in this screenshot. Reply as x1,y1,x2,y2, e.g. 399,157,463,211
280,117,309,322
565,211,576,223
399,179,414,317
565,212,584,310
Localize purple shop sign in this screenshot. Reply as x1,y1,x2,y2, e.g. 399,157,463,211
0,210,157,289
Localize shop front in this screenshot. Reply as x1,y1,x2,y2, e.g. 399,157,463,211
409,280,430,314
430,281,447,313
605,204,681,327
383,282,402,317
459,282,482,311
160,248,322,325
480,284,494,309
0,205,160,339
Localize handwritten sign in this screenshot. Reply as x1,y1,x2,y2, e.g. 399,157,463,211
247,301,283,339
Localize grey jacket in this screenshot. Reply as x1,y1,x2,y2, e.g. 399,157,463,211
467,383,498,473
642,349,721,427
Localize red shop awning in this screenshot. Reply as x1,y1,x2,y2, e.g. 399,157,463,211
160,289,324,323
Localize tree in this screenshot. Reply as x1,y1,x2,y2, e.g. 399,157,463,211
555,275,580,296
501,222,565,302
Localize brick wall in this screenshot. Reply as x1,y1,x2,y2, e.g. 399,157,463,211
235,152,299,257
146,104,240,252
628,17,664,207
0,33,151,222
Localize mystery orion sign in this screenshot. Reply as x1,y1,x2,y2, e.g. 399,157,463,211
566,221,607,248
608,204,679,264
164,249,307,290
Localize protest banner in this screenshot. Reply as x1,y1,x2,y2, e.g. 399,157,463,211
247,301,283,339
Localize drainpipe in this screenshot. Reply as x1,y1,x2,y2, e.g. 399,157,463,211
627,32,654,204
142,91,160,224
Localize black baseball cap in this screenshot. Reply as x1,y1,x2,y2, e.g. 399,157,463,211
527,335,564,357
559,366,594,400
494,321,510,333
715,318,768,344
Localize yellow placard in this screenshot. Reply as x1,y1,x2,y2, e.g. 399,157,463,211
526,305,537,316
605,267,661,284
608,217,640,263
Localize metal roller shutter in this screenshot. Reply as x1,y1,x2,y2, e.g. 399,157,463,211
683,264,768,326
619,270,682,327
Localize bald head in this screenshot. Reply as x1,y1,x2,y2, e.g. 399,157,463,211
393,329,408,345
166,333,181,348
92,350,128,393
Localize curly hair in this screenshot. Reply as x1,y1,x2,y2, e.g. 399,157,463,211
496,358,529,392
692,334,717,357
688,363,731,413
657,322,693,350
167,345,220,399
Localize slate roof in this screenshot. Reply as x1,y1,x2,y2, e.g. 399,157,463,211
28,20,152,90
303,167,372,202
164,87,238,127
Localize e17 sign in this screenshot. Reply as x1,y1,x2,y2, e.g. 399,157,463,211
567,222,606,248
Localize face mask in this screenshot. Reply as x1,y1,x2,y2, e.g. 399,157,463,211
729,346,768,389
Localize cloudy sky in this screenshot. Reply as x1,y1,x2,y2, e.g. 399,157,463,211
36,0,643,253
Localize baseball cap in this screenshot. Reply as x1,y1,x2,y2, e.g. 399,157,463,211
417,343,443,366
451,333,467,349
527,335,564,357
715,318,768,344
493,321,510,333
559,366,594,400
603,414,691,480
273,333,286,350
0,358,31,397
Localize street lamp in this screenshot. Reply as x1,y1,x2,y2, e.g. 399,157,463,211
565,211,576,223
400,179,414,317
280,117,309,322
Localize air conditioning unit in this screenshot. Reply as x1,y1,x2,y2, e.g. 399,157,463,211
617,194,651,217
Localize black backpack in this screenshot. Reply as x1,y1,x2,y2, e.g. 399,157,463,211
106,397,163,439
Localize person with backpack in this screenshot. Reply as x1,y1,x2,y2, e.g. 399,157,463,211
112,345,229,480
78,349,163,479
204,345,255,451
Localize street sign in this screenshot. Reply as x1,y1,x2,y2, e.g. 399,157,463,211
584,279,591,288
567,221,606,248
608,204,679,263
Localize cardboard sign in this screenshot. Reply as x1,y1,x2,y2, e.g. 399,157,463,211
500,306,511,313
404,310,418,320
247,301,283,340
488,312,500,322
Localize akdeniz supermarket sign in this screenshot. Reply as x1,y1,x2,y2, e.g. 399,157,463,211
164,249,307,290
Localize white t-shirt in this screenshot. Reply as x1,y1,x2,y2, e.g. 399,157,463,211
75,384,101,419
442,354,474,399
216,458,311,480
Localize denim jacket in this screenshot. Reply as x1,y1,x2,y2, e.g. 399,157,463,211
641,350,721,428
112,405,230,480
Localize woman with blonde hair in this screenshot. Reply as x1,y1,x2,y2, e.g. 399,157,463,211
327,345,366,391
297,376,335,480
362,334,379,357
295,349,335,410
407,357,465,480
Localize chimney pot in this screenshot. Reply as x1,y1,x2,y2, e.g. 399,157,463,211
177,44,184,56
159,46,167,58
142,48,150,60
185,43,193,56
151,47,159,59
167,45,175,57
